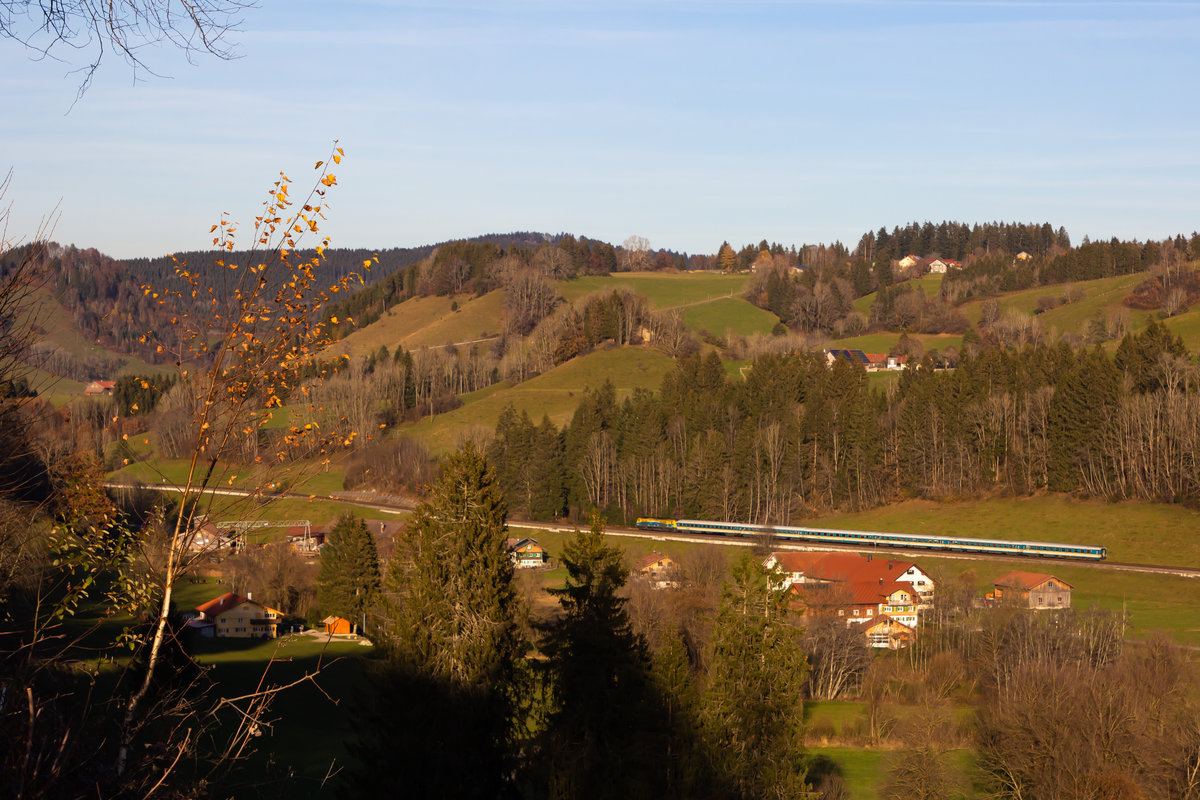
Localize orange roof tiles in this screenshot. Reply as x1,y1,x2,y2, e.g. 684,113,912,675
994,571,1070,591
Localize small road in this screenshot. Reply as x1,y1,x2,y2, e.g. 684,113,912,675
104,482,1200,578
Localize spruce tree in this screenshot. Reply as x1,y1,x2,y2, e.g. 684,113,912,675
703,554,809,799
385,440,522,685
347,442,524,800
315,513,380,634
537,516,671,799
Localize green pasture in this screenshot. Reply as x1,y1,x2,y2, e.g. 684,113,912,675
806,495,1200,569
332,290,502,358
955,272,1146,330
192,633,376,798
827,332,963,355
807,746,888,800
1163,306,1200,352
911,554,1200,647
851,276,945,317
556,271,750,309
682,296,779,338
401,345,675,455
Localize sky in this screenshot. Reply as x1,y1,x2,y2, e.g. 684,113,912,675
4,0,1200,259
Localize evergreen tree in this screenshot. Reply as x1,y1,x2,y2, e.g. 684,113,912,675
348,443,524,800
717,241,738,273
537,516,675,799
316,513,381,634
384,441,522,684
703,554,809,799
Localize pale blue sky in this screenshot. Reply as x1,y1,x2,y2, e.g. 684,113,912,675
5,0,1199,259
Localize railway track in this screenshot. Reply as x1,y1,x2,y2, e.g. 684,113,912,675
104,482,1200,578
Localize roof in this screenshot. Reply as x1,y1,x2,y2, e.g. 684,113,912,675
804,552,917,585
847,580,911,605
865,615,915,633
994,571,1071,591
634,552,673,572
196,592,245,616
827,349,871,365
769,551,826,574
322,615,349,625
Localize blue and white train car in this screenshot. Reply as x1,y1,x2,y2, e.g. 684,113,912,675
634,518,1106,561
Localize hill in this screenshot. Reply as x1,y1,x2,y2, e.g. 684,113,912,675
402,345,675,455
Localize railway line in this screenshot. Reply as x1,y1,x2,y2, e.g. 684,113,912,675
104,482,1200,579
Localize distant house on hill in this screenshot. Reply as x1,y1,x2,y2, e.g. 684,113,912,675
195,592,283,639
824,349,907,372
897,255,921,269
84,380,115,395
992,571,1072,610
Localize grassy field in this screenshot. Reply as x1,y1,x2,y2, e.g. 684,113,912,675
851,276,946,317
956,272,1149,334
805,495,1200,568
330,291,504,359
1163,306,1200,352
191,633,376,798
682,296,779,338
401,345,675,454
556,271,750,309
827,332,963,355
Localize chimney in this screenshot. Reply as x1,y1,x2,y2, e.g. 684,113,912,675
878,578,883,586
247,591,253,601
888,561,893,569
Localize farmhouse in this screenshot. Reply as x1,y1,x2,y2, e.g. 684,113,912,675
864,615,916,650
764,551,933,646
194,592,283,639
765,551,935,606
992,571,1072,609
634,552,680,589
506,538,547,569
84,380,116,395
824,349,907,372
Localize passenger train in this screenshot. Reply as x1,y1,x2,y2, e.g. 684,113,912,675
634,518,1107,561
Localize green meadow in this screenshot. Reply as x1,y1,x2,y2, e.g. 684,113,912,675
402,345,675,454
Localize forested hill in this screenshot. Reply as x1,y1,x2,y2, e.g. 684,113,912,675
121,231,561,296
4,232,563,366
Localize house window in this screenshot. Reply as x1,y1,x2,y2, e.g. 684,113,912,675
852,609,859,616
837,610,844,616
867,609,873,616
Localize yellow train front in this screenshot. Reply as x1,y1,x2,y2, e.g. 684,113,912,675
634,518,679,532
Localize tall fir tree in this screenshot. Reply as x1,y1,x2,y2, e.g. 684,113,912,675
316,513,381,634
703,554,809,799
347,443,524,800
537,515,708,799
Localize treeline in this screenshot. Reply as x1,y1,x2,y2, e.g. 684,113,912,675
857,221,1070,264
487,320,1200,523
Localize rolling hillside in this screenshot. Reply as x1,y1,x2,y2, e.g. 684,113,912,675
402,345,675,455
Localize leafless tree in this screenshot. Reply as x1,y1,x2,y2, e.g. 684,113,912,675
1,0,251,99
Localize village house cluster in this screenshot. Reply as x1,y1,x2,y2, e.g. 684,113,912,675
631,549,1075,651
